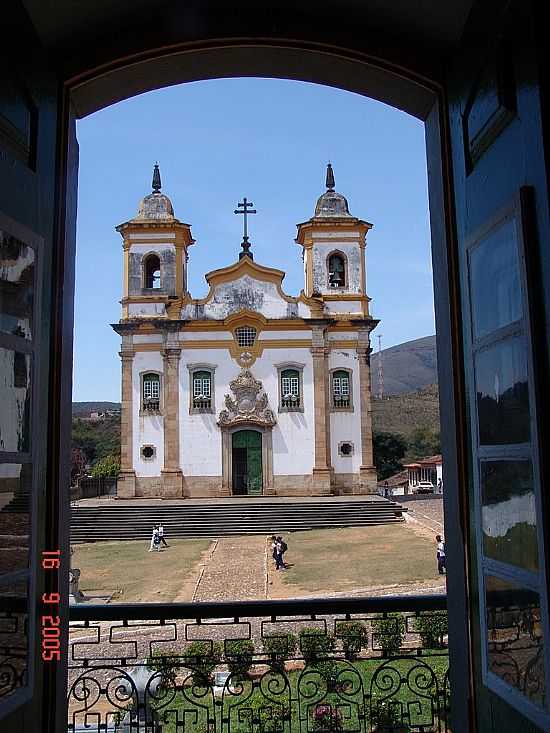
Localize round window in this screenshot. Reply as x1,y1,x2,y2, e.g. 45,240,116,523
141,445,155,460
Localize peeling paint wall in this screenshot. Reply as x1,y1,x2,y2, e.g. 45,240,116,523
312,241,363,295
0,347,30,453
181,275,300,320
128,245,177,296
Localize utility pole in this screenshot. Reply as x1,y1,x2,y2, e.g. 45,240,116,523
377,334,384,400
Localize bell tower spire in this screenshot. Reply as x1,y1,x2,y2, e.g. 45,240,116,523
152,162,162,193
325,162,335,191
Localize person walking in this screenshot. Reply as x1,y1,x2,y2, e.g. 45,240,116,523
276,535,288,569
158,523,169,548
149,524,161,552
270,535,278,567
435,534,446,574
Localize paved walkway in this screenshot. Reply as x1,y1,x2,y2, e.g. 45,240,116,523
192,535,267,602
72,494,389,507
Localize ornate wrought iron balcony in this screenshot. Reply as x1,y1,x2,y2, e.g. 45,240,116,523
68,595,449,732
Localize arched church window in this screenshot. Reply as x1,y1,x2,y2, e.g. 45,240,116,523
235,326,257,347
328,253,346,288
281,369,301,409
142,372,160,412
192,370,212,410
144,254,161,289
332,369,352,409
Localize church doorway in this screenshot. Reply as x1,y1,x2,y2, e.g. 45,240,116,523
232,430,263,495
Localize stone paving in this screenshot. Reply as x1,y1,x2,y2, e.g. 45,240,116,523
192,535,267,601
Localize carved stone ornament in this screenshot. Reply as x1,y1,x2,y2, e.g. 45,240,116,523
217,369,276,428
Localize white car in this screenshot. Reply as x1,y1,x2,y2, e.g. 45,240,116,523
414,481,435,494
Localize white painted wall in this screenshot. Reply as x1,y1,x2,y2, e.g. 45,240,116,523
179,346,315,477
312,240,363,296
328,349,363,474
325,301,363,314
128,302,167,316
132,352,164,476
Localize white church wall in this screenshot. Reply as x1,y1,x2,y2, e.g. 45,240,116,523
312,241,363,295
128,302,167,316
254,348,315,476
180,348,232,476
260,330,312,340
181,331,233,341
329,349,362,474
324,301,363,314
132,352,164,476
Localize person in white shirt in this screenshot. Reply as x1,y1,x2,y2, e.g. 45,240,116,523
435,534,446,574
158,523,169,548
149,524,160,552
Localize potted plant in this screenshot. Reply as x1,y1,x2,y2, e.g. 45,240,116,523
182,640,223,687
262,632,297,672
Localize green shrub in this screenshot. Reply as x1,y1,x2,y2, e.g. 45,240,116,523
371,613,406,655
89,453,120,478
262,633,297,671
146,651,179,687
299,627,335,663
225,639,255,680
314,659,340,691
234,696,289,733
414,612,448,649
335,621,368,660
182,640,223,686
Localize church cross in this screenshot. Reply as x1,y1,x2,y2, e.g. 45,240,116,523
234,197,257,259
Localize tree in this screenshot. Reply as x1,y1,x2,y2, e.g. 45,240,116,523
373,431,407,480
89,454,120,478
406,427,441,461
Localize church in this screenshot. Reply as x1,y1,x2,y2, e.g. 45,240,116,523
113,163,379,499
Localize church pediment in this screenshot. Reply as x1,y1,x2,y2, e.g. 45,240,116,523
181,258,302,320
217,369,276,429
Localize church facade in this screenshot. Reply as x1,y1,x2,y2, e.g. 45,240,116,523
113,164,379,499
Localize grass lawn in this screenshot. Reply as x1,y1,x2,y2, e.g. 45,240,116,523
72,539,212,602
279,524,440,593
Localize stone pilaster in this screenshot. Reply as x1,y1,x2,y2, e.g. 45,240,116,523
117,346,136,498
311,325,332,493
357,329,378,494
161,345,184,498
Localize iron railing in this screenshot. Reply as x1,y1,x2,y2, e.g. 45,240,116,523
68,595,450,732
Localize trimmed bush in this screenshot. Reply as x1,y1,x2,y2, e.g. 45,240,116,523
371,613,406,655
146,650,179,687
299,627,335,663
182,640,223,686
335,621,368,660
414,612,448,649
262,632,298,671
225,639,255,681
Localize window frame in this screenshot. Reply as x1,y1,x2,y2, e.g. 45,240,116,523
140,371,162,415
326,250,348,289
276,362,305,413
330,367,354,411
142,252,162,290
234,325,257,348
187,363,216,414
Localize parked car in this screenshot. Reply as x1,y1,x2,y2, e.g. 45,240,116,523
414,481,435,494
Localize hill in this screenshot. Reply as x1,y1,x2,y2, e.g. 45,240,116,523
371,335,437,395
371,383,440,438
72,401,121,417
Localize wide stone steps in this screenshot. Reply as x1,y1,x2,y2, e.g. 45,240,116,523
70,499,406,542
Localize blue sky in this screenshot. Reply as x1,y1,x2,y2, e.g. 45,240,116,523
74,78,434,402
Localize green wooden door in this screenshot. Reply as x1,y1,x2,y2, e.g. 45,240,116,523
232,430,263,495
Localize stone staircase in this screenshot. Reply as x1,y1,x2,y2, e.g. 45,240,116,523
70,498,406,543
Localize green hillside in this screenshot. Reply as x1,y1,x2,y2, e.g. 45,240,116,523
371,383,440,438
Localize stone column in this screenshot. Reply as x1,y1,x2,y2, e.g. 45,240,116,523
161,345,184,498
117,345,136,498
311,325,332,494
357,329,378,494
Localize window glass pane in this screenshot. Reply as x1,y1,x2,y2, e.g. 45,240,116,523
0,347,31,453
0,231,35,340
485,574,544,709
470,218,522,340
0,463,30,573
475,336,530,445
0,579,29,704
481,460,538,572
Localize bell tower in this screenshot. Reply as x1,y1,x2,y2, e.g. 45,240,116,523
116,164,195,319
295,164,372,316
